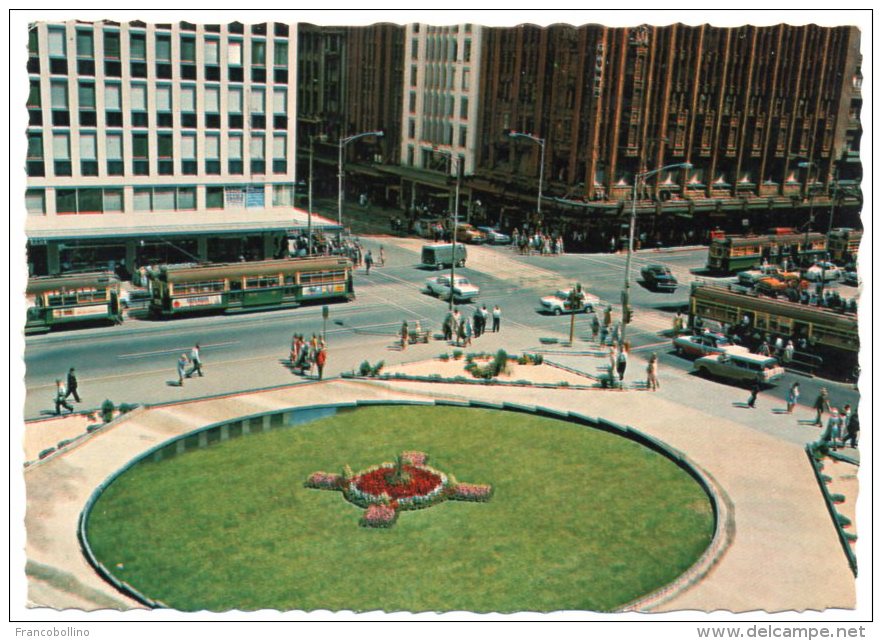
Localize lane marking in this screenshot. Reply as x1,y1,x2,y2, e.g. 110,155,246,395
118,340,240,359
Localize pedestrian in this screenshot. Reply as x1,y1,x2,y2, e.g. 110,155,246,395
786,382,800,413
177,353,189,386
813,388,831,425
492,305,501,332
315,346,327,380
591,314,600,342
757,341,771,357
673,312,684,336
65,367,81,403
783,339,795,364
747,378,761,408
646,353,659,391
186,343,203,378
364,250,374,274
442,311,453,342
463,317,473,347
603,305,612,329
54,379,74,415
480,305,490,335
844,411,859,448
616,345,628,382
400,320,409,351
473,308,483,338
822,409,842,450
379,246,385,267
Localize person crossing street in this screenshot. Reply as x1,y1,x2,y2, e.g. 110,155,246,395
186,343,203,378
65,367,81,403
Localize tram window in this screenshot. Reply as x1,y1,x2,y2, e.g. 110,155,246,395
77,288,106,302
245,276,279,288
47,292,79,306
284,274,297,285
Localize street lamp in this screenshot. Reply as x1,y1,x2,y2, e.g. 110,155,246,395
797,161,817,267
432,149,462,311
338,130,384,230
505,130,546,219
621,162,692,349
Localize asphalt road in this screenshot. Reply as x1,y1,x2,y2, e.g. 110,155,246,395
21,241,860,420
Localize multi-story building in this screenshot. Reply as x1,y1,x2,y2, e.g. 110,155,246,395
472,23,863,249
25,19,307,276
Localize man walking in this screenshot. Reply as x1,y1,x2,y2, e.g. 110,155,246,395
480,305,490,336
492,305,501,332
616,346,628,383
747,378,761,409
315,345,327,380
65,367,81,403
364,250,374,275
55,379,74,415
646,353,659,391
177,353,189,386
813,388,831,425
186,343,203,378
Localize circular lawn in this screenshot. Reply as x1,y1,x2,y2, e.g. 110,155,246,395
85,405,714,612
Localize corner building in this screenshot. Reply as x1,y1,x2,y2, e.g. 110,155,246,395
25,20,301,276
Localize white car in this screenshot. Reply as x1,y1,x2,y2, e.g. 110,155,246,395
803,262,842,282
477,227,512,245
425,275,480,302
539,288,600,315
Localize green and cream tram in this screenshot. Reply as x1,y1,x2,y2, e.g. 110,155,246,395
148,257,355,318
706,232,828,273
826,229,862,264
26,272,123,334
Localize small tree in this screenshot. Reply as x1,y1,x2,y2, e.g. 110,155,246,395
101,399,115,423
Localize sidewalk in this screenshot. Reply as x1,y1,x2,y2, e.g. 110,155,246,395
22,338,856,614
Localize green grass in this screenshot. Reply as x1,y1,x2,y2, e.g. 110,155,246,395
86,406,714,612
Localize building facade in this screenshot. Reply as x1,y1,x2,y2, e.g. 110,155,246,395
26,19,305,276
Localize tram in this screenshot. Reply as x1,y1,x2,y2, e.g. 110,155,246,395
826,229,862,264
706,231,828,273
26,272,123,335
148,257,355,319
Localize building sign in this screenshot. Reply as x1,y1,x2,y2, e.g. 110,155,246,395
172,294,223,309
246,185,265,209
225,188,245,209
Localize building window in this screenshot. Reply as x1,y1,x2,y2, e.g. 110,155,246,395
206,186,224,209
104,82,122,127
178,187,196,210
407,145,414,166
153,188,176,211
27,132,45,177
132,132,149,175
48,27,68,74
78,82,96,126
52,132,71,176
205,86,221,129
28,26,40,73
460,96,469,119
462,68,470,91
56,189,78,213
129,32,147,77
155,84,173,127
408,119,415,139
103,30,121,77
133,188,152,211
181,133,197,175
250,88,265,129
273,87,287,129
273,40,288,83
129,83,148,127
228,39,243,81
26,189,46,214
251,39,267,83
273,184,293,207
228,85,244,129
155,33,172,79
50,81,69,126
205,134,220,174
181,85,196,128
228,135,243,174
272,135,286,174
27,80,42,126
77,188,103,213
180,36,197,80
158,133,174,175
464,39,471,62
106,132,123,175
409,91,416,113
411,37,418,60
104,188,123,213
79,131,98,176
204,38,220,64
250,136,265,174
76,29,95,76
459,125,467,147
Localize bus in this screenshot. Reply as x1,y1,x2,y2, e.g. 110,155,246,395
26,272,123,335
706,231,828,273
148,256,355,319
826,229,862,264
689,283,858,376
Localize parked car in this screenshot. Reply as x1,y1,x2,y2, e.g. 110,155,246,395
843,270,859,287
425,274,480,302
693,352,785,384
754,276,793,297
803,262,842,282
476,226,511,245
640,264,678,291
736,264,783,287
454,223,487,244
539,288,600,315
672,333,749,358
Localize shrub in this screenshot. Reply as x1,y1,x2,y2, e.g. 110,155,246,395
830,493,846,504
305,471,343,490
820,474,833,484
38,447,56,459
491,350,510,377
358,360,372,376
844,531,857,542
449,483,493,502
452,350,463,360
101,400,115,423
360,503,397,528
118,402,139,414
439,353,449,361
532,353,544,365
835,513,852,527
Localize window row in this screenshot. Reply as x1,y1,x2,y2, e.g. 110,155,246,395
27,81,289,130
26,131,289,177
26,183,299,215
31,26,291,82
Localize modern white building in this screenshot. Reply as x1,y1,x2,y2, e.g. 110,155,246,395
399,23,482,179
24,19,320,276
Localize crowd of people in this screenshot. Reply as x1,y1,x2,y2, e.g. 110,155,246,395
441,304,503,347
511,229,566,256
288,334,328,380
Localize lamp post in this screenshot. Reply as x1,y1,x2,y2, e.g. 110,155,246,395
338,130,384,230
433,149,462,311
798,161,817,267
621,162,692,349
505,130,546,220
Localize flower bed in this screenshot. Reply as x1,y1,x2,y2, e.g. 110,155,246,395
306,451,492,527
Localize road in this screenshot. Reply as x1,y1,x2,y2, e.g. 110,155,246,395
22,240,860,421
